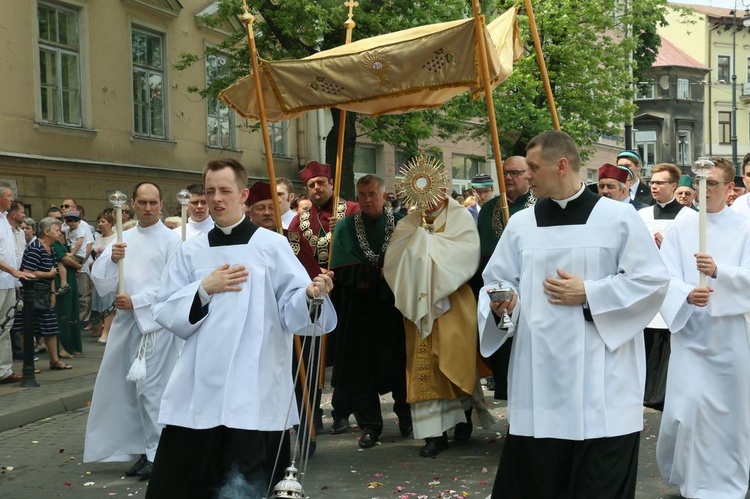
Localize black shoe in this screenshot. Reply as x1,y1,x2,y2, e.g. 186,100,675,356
135,460,153,479
330,418,349,434
453,421,473,442
485,376,496,391
419,434,448,458
399,421,413,438
358,432,378,449
313,411,324,434
125,454,148,477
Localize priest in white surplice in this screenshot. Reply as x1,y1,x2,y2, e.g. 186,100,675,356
479,131,669,498
172,183,214,240
84,182,181,480
146,159,336,499
656,158,750,499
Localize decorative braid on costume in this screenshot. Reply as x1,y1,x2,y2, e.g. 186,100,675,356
353,210,395,268
491,190,536,239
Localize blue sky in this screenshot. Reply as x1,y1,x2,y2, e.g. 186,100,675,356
675,0,739,8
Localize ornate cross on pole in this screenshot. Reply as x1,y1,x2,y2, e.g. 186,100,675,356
344,0,359,22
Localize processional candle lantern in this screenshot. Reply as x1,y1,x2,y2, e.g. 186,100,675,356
691,157,714,287
177,189,191,242
108,191,128,294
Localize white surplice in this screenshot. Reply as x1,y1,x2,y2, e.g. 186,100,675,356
731,192,750,218
153,228,336,431
172,215,214,240
84,222,181,463
656,207,750,499
479,196,669,440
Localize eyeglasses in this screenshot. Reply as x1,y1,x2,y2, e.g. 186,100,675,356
648,180,674,187
61,204,72,209
692,180,730,190
502,170,526,178
744,172,750,178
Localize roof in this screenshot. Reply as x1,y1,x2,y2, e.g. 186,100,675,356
672,2,736,19
653,36,710,70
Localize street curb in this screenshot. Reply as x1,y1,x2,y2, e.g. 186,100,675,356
0,387,93,433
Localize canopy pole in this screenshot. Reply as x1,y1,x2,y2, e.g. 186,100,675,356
240,1,283,233
524,0,560,130
471,0,510,225
320,0,359,392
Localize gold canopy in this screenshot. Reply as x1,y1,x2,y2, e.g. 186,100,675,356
220,7,522,121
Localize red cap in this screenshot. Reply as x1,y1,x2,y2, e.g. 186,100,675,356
598,163,629,184
246,181,272,207
299,161,331,184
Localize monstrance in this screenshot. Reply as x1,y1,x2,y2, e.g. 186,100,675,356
396,155,449,231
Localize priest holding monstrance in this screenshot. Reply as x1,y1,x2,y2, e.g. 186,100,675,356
146,159,336,498
479,131,669,498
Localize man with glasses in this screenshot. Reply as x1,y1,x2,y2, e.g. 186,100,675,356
172,184,213,240
675,174,697,210
657,157,750,498
475,156,535,400
467,173,495,222
637,163,689,412
617,150,654,206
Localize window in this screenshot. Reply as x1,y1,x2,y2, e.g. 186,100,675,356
38,2,81,126
677,78,690,100
206,54,234,148
635,130,657,177
267,121,289,156
677,130,692,166
746,56,750,82
718,55,731,83
354,144,376,174
636,78,654,99
132,27,165,138
719,111,731,144
451,154,485,180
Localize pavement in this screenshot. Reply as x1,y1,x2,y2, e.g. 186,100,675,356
0,332,728,498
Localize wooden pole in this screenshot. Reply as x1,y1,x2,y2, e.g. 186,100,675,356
294,336,316,443
471,0,510,225
240,1,283,234
524,0,561,130
319,1,359,391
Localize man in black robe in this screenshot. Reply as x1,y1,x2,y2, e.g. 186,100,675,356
329,174,411,449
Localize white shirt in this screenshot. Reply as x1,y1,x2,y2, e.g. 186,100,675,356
0,213,19,289
172,216,214,240
731,192,750,217
281,209,296,230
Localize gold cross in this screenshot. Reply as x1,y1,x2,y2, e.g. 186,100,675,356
344,0,359,21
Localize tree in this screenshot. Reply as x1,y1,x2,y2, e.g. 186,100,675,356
179,0,670,196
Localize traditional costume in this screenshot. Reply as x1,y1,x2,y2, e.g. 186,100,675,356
172,215,214,240
146,216,336,498
657,207,750,498
479,185,668,498
637,196,688,410
384,197,493,455
329,207,411,445
84,221,181,465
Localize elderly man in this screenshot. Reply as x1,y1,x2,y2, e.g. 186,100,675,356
329,174,411,449
147,159,335,498
657,158,750,498
675,174,697,210
467,173,495,221
276,177,297,229
480,131,668,498
0,184,34,383
84,182,181,479
173,183,213,240
287,161,359,433
597,163,647,210
475,156,535,399
617,150,654,205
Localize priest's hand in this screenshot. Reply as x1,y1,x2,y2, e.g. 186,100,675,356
687,286,712,307
694,253,717,278
543,269,586,306
111,243,126,263
654,231,663,249
115,293,133,310
489,291,517,317
307,271,334,299
201,264,248,295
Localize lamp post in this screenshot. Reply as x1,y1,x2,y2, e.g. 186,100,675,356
732,0,738,173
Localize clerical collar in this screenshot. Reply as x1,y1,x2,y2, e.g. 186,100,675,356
656,198,675,208
551,183,586,209
216,215,245,235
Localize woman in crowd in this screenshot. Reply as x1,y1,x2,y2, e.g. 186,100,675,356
52,221,83,357
89,211,116,343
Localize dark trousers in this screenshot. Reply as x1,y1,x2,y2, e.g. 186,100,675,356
492,431,640,499
350,379,410,437
146,425,290,499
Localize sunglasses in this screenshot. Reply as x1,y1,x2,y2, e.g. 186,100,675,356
61,204,72,209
